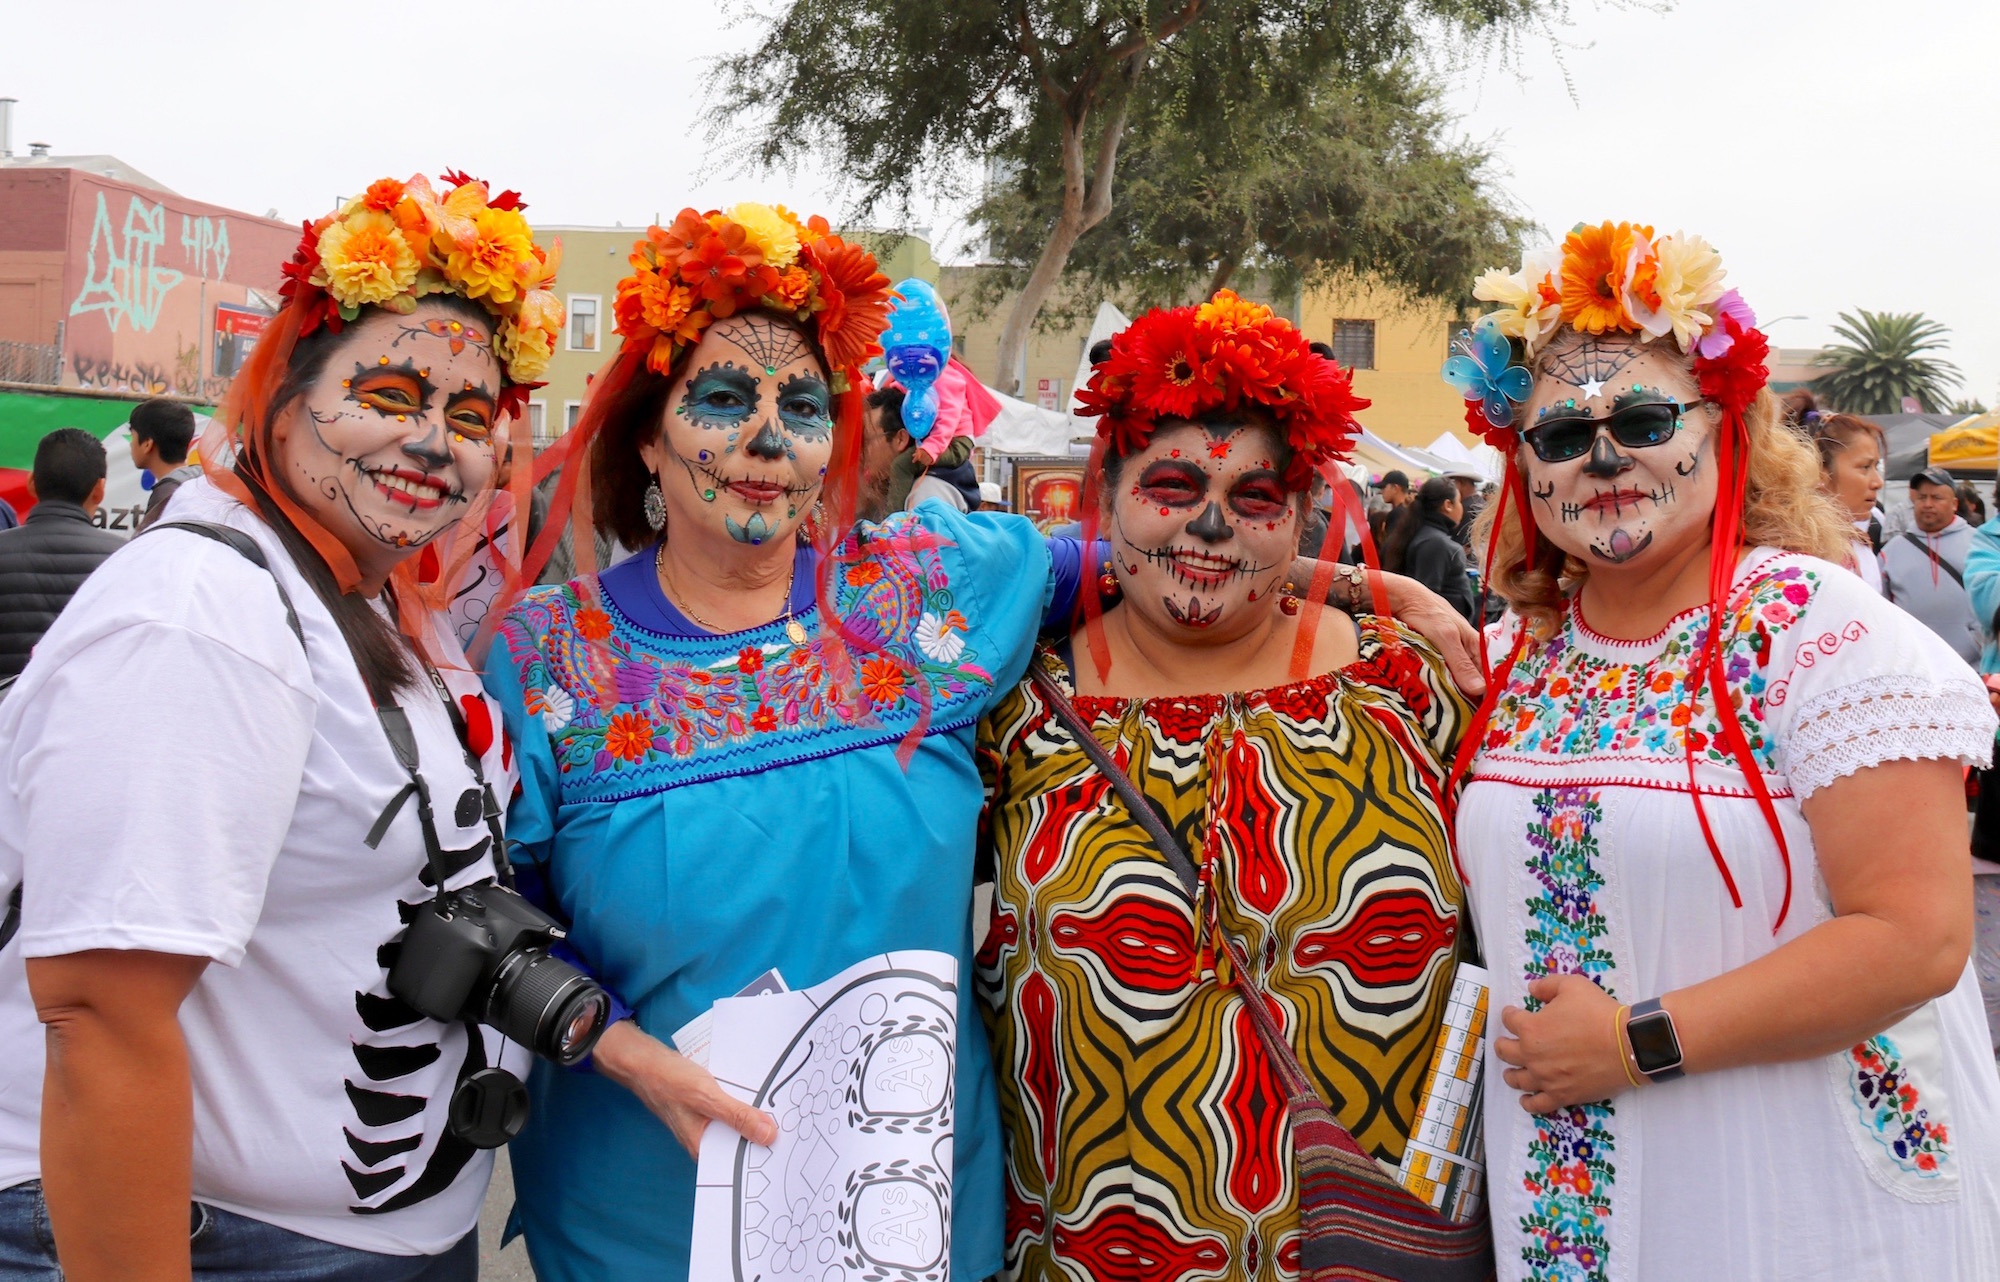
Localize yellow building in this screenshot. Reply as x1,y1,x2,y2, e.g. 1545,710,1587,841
1299,273,1473,449
521,226,643,448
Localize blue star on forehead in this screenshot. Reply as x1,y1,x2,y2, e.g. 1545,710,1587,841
1443,315,1532,428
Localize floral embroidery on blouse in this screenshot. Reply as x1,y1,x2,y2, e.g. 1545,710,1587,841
1519,786,1616,1282
1846,1035,1953,1176
499,513,995,800
1485,564,1822,767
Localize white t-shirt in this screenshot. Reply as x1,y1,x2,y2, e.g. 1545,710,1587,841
0,478,524,1256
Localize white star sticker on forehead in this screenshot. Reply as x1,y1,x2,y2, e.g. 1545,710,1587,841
1579,377,1605,401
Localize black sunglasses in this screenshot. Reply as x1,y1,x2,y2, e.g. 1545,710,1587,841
1522,399,1710,464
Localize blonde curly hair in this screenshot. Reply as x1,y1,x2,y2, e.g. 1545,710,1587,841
1476,384,1856,640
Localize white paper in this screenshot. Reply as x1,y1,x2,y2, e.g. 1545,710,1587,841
1396,962,1490,1222
690,951,957,1282
672,968,789,1069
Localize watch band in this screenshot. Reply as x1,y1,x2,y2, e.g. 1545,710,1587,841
1626,997,1685,1082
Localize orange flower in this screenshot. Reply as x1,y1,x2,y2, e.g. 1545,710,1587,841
1559,221,1651,334
767,265,814,314
603,712,656,762
653,209,713,271
576,606,613,640
808,235,893,370
860,657,906,706
1194,289,1272,331
845,561,882,587
363,178,405,212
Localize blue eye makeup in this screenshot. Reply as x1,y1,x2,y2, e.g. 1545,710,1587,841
776,374,832,439
681,365,761,428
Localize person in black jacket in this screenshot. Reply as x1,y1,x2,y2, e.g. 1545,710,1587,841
0,428,125,678
1381,476,1476,622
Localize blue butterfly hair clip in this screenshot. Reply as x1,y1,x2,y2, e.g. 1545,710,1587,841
1442,315,1532,430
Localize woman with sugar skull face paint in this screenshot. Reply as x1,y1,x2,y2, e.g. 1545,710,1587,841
483,210,1487,1280
0,172,560,1279
1448,222,2000,1280
974,293,1478,1281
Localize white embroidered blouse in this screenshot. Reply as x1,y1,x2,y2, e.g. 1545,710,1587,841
1460,548,2000,1282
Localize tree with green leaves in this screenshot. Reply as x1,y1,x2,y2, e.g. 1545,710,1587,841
1811,310,1962,415
969,58,1527,326
711,0,1561,392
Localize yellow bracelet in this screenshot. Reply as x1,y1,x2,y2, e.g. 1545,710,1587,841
1613,1004,1643,1089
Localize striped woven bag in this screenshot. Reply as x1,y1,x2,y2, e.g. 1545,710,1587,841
1031,667,1495,1282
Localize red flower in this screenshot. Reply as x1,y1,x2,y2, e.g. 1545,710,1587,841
738,646,765,674
576,606,613,641
1694,317,1770,419
752,706,778,733
1127,310,1211,421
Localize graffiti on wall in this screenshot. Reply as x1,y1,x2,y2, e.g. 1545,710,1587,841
69,192,187,333
181,213,230,279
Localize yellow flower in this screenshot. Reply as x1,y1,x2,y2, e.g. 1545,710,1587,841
1633,232,1727,353
445,207,537,305
497,316,556,383
1195,289,1272,330
729,202,801,269
313,210,419,309
1472,246,1563,353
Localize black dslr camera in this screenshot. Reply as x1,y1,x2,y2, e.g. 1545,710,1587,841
390,882,610,1067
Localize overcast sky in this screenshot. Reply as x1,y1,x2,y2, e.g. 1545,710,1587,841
8,1,1997,401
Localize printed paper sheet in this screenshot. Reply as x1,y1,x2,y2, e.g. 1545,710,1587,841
690,950,957,1281
1397,961,1490,1222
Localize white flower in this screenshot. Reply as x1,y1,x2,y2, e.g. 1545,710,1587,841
1472,245,1563,355
915,611,966,664
1640,232,1729,354
533,683,575,731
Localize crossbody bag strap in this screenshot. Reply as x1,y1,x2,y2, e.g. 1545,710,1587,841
1901,530,1967,588
1027,662,1373,1158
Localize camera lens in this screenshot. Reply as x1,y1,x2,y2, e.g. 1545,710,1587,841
485,948,611,1066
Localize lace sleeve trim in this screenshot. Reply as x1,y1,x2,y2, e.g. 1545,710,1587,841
1780,673,1997,800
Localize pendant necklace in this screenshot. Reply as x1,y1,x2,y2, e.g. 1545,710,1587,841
657,543,810,646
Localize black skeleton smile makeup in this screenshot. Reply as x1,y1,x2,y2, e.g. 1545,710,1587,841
1521,332,1719,571
278,301,500,575
641,314,832,549
1108,420,1298,635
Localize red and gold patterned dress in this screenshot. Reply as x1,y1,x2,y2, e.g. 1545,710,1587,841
975,618,1471,1281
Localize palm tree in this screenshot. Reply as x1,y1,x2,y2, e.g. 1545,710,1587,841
1811,310,1962,414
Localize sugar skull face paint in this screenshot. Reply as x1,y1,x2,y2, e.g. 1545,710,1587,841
272,298,501,586
639,313,831,547
1520,330,1718,569
1106,418,1299,635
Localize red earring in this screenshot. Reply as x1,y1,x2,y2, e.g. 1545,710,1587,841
1098,562,1122,599
1279,582,1300,615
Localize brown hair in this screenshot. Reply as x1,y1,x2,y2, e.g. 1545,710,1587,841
1477,385,1854,639
586,311,829,550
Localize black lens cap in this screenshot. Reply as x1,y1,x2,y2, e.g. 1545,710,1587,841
454,788,483,828
448,1068,529,1149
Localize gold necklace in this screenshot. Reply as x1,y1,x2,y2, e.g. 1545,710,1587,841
655,542,809,646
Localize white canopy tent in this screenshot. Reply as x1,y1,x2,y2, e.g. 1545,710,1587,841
1067,301,1133,419
982,390,1082,457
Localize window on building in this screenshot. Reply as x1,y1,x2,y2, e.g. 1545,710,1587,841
1331,319,1376,371
565,401,584,432
568,295,600,352
527,400,548,446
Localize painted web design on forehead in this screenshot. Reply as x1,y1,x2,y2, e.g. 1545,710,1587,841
1537,333,1647,400
719,315,812,373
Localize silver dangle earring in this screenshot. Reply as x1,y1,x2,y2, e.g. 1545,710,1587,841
643,479,666,531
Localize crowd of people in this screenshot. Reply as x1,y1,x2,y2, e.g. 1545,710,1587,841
0,180,1994,1282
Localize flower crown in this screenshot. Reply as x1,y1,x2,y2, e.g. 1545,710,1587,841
613,203,893,387
1075,290,1368,490
278,170,562,415
1446,221,1769,445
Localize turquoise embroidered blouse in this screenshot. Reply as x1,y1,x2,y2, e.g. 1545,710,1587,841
483,504,1051,1282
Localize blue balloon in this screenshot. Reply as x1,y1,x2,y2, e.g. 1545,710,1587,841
882,278,953,442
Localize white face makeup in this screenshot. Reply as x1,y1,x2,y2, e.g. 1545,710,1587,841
1107,418,1300,637
1519,330,1719,571
272,299,502,583
639,313,832,548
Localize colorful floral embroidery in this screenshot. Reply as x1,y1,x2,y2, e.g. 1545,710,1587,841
1846,1035,1952,1176
1519,787,1616,1282
1487,563,1821,768
499,513,994,800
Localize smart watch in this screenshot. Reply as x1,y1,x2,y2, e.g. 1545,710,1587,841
1625,998,1684,1082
